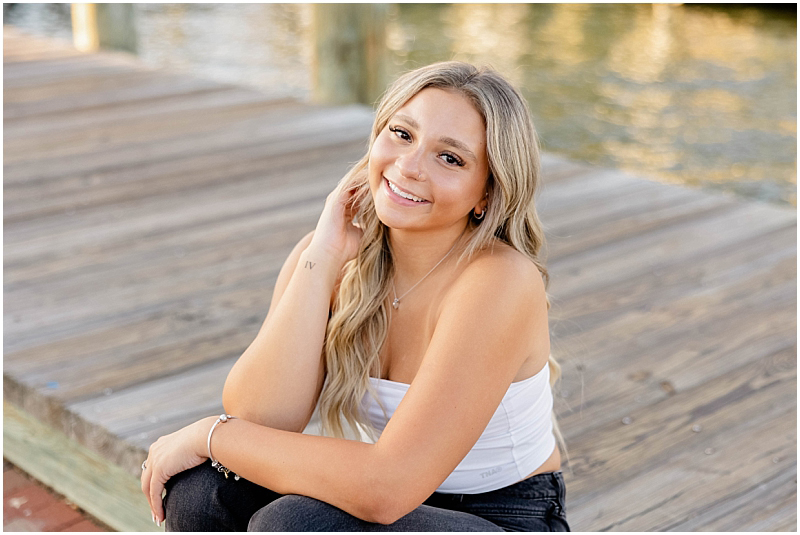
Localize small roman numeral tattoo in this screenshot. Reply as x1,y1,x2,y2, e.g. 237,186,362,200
304,261,316,270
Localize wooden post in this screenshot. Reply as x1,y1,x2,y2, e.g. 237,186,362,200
71,3,137,54
311,4,388,107
71,3,99,52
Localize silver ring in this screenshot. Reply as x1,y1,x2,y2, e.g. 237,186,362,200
141,460,147,471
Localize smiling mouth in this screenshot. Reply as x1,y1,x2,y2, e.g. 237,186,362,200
384,177,429,203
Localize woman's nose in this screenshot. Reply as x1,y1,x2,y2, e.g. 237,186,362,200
396,148,424,181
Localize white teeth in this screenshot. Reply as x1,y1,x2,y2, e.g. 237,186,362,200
387,180,426,202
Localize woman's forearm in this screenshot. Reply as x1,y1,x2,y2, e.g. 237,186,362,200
222,246,340,431
204,416,400,524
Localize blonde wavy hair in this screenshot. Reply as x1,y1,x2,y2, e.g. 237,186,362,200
318,61,565,455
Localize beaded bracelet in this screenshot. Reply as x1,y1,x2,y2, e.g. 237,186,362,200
207,414,240,481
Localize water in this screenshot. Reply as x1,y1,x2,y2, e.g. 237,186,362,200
5,3,796,206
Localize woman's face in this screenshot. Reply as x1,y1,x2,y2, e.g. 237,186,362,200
368,87,490,232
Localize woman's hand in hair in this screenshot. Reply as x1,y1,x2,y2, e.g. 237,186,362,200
307,180,365,269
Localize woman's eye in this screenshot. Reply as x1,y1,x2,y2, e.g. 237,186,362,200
441,153,465,167
388,125,411,141
387,125,464,167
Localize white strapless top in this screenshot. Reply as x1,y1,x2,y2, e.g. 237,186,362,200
361,363,556,494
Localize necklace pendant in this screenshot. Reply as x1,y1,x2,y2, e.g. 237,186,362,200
392,298,400,309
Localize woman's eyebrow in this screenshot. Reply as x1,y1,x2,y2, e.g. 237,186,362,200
439,135,477,163
394,113,478,163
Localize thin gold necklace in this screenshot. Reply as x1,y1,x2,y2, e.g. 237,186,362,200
391,230,464,309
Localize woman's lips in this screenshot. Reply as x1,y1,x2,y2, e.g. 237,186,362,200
383,176,430,206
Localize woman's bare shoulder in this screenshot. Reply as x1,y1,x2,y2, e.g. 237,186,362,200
436,240,546,320
461,240,544,289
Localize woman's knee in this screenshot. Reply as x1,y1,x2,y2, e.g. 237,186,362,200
165,460,283,532
164,460,229,531
248,495,364,532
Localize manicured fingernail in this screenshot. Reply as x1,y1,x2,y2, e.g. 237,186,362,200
152,513,155,524
157,519,162,527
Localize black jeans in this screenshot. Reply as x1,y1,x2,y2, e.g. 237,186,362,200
164,459,570,531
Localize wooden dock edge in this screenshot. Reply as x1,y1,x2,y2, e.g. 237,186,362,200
4,373,148,477
3,400,160,533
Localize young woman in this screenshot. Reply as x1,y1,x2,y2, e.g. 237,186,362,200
141,61,570,532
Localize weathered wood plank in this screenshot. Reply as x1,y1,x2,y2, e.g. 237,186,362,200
2,29,85,63
4,73,229,120
3,146,351,272
3,192,326,353
542,179,698,236
3,86,288,138
3,26,83,61
554,259,795,439
4,102,301,167
549,223,795,329
4,112,370,232
2,49,142,83
3,401,160,532
3,43,85,63
4,194,320,314
3,142,367,285
4,69,168,104
6,235,307,397
668,462,796,531
4,125,366,224
548,201,794,300
69,357,235,448
3,61,144,93
4,104,373,183
4,96,297,164
563,345,795,530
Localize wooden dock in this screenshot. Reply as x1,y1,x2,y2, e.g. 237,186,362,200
4,26,796,531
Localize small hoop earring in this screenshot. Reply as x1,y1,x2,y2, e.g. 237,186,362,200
474,208,486,221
